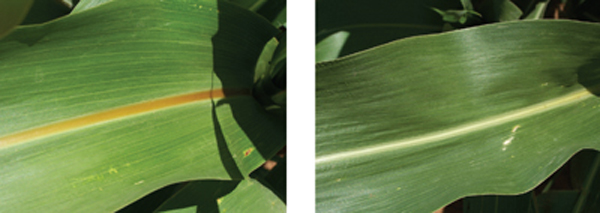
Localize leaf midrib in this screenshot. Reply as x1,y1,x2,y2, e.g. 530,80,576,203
316,89,594,164
0,88,249,148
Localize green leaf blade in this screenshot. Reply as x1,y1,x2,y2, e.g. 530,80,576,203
316,31,350,63
0,0,281,211
524,0,550,20
316,20,600,212
480,0,523,22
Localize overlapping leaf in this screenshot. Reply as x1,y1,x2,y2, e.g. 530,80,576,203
154,178,285,213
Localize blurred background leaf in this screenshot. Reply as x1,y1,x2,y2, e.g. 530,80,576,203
316,0,461,58
459,149,600,213
225,0,285,27
316,31,349,63
0,0,33,39
479,0,522,22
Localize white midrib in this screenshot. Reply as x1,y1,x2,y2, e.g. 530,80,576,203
316,89,594,164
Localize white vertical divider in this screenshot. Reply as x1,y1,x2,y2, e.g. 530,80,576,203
287,0,315,212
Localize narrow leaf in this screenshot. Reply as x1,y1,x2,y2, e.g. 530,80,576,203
316,31,350,63
71,0,112,13
271,7,286,27
524,0,550,20
461,0,474,10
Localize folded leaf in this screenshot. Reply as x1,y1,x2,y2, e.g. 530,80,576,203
0,0,33,39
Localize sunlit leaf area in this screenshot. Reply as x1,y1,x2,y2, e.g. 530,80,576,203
0,0,285,212
316,0,600,212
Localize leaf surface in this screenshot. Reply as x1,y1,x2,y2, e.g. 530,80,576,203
0,0,280,211
316,20,600,212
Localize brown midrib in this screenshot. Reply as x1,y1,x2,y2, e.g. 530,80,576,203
0,88,249,148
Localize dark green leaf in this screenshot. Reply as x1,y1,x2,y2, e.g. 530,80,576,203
21,0,71,25
537,191,579,213
317,0,459,57
463,192,535,213
480,0,523,22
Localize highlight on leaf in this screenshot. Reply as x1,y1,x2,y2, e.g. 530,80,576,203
316,0,600,212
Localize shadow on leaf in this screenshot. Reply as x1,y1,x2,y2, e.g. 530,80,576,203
577,54,600,96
